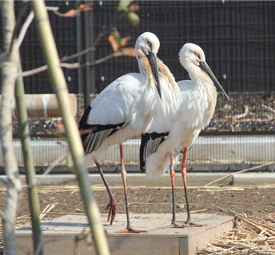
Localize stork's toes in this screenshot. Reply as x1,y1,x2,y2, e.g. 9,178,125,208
166,220,205,228
164,222,186,229
105,200,116,225
184,221,206,228
115,228,147,233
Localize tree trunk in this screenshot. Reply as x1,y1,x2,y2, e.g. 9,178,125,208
0,1,22,254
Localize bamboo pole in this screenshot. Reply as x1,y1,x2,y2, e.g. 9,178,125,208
30,1,110,254
15,61,44,254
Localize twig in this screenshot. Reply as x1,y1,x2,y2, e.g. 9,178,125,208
262,104,275,114
228,209,275,235
60,28,108,62
234,105,249,120
8,1,29,53
190,208,207,214
42,152,68,176
24,176,77,189
19,65,48,78
39,203,58,220
19,52,117,78
14,11,34,51
204,161,275,187
60,52,117,69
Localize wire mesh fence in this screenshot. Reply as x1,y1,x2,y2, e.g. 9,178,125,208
2,135,274,173
0,1,275,172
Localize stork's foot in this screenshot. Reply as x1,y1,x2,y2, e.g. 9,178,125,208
164,222,186,229
183,218,206,227
173,220,205,228
184,221,206,228
115,227,147,233
105,200,116,225
165,219,205,228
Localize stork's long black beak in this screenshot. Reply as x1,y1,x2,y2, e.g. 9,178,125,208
147,51,162,99
199,61,230,101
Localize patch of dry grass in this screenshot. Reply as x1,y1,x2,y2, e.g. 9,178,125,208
198,210,275,255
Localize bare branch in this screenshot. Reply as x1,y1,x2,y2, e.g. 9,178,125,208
61,27,108,62
20,52,118,77
46,6,70,18
9,1,29,53
14,11,34,51
20,65,48,78
59,62,80,69
42,152,68,176
60,52,117,69
47,4,93,18
25,176,77,189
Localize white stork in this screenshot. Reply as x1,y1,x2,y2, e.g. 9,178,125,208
140,43,230,227
79,32,179,232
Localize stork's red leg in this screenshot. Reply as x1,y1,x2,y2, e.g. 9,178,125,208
116,144,146,233
164,155,183,228
181,147,191,224
180,148,204,227
94,160,116,225
170,155,176,225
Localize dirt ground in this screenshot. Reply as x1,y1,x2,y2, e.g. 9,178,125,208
1,184,274,224
1,184,275,254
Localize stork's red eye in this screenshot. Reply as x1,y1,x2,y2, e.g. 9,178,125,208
147,41,152,48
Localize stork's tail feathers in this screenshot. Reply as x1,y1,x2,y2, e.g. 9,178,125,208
145,153,170,179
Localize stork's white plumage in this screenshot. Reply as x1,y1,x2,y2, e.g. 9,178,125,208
79,32,179,232
140,43,230,227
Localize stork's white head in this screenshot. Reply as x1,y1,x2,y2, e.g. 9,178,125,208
179,43,206,70
135,32,162,98
135,32,160,58
179,43,230,101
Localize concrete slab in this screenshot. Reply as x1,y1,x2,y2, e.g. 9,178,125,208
16,213,233,255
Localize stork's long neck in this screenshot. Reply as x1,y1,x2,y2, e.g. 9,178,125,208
135,56,160,122
136,56,152,81
189,65,217,95
189,66,218,123
157,58,180,100
137,56,182,118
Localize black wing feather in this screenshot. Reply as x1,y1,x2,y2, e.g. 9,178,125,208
79,105,125,155
140,132,169,173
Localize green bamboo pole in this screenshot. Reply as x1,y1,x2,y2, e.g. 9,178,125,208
15,61,43,255
30,1,110,254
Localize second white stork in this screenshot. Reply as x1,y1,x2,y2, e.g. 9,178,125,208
79,32,179,232
140,43,230,227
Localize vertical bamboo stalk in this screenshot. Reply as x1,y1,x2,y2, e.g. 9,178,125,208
15,61,43,255
30,1,110,254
